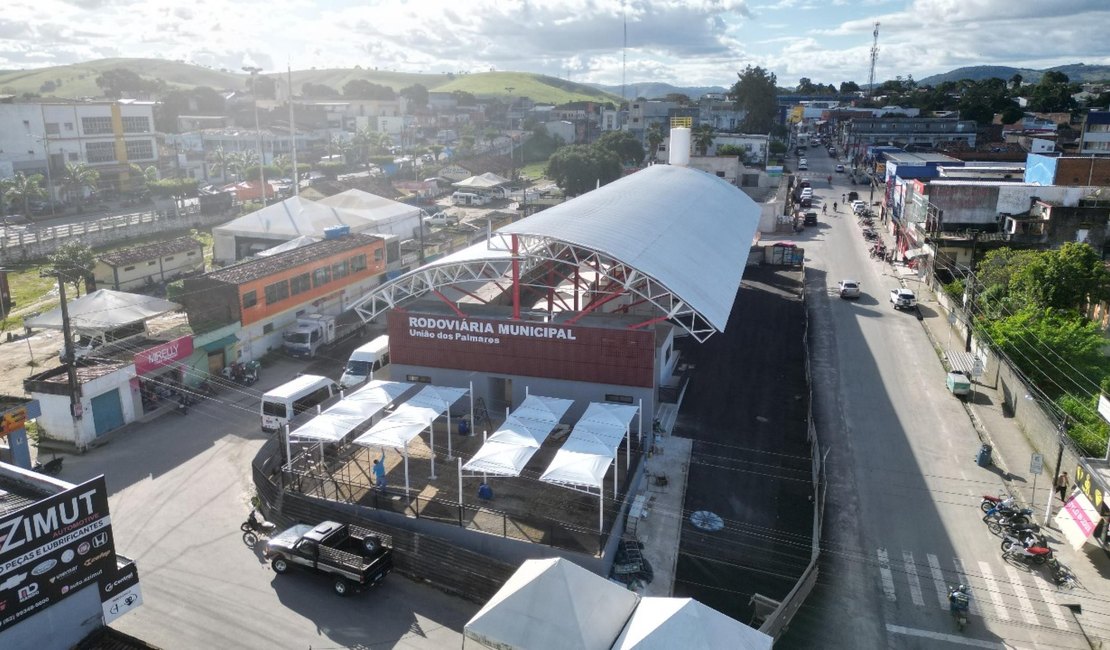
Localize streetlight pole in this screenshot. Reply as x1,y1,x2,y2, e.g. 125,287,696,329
243,66,267,207
29,134,57,217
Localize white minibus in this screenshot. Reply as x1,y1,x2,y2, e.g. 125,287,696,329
261,374,340,432
339,335,391,388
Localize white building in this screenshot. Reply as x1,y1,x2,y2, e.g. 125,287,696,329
0,100,157,195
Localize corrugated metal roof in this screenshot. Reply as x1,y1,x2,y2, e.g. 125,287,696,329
98,236,203,268
498,164,760,332
205,233,380,285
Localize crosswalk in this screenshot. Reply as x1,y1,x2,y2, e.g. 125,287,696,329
874,548,1071,631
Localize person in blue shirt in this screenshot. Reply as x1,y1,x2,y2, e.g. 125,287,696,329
372,449,387,490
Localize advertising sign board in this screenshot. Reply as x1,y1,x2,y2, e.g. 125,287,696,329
0,476,116,632
389,311,655,388
133,335,193,376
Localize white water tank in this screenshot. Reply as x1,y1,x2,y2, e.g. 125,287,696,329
669,127,691,166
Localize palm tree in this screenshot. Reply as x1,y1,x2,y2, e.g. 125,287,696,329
646,123,664,161
273,154,292,177
208,146,231,183
227,151,258,182
59,162,100,203
692,124,715,156
127,164,157,194
428,144,444,162
2,172,46,216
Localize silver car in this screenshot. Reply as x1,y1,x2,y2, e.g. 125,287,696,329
837,280,861,299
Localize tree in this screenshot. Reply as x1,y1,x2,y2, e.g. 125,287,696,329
400,84,428,110
342,79,395,100
664,93,691,105
1010,73,1023,90
48,240,95,298
594,131,644,165
692,124,715,156
646,123,665,160
95,68,160,99
302,82,339,98
154,86,226,133
59,163,100,203
839,81,861,94
1028,72,1077,112
984,306,1106,399
208,146,232,183
732,66,779,133
546,145,621,196
1011,242,1110,312
2,172,46,216
227,150,259,181
796,78,818,94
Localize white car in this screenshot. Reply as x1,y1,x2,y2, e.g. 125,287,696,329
852,200,866,214
798,158,809,170
890,288,917,310
423,211,460,226
835,164,845,173
837,280,861,299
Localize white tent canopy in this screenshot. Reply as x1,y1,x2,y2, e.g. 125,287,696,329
256,235,320,257
24,289,180,333
612,597,772,650
318,189,423,237
464,558,639,650
540,402,640,490
352,384,469,492
454,172,510,190
290,380,413,443
463,395,574,477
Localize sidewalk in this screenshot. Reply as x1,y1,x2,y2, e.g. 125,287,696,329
872,222,1110,610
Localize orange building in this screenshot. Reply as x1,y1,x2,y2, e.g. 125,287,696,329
180,233,388,358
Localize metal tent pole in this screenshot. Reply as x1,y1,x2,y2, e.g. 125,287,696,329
429,424,437,480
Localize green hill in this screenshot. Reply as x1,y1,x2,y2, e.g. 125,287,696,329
0,58,621,105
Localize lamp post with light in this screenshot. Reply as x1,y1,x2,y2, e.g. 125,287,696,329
242,66,268,207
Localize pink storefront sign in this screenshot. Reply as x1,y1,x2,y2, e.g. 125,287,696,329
134,336,193,375
1064,495,1099,538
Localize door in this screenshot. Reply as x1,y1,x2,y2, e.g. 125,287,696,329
91,389,125,437
207,351,225,377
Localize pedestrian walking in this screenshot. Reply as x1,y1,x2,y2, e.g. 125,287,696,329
1056,472,1069,502
842,193,846,203
373,448,387,490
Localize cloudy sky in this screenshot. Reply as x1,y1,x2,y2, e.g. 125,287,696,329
1,0,1108,87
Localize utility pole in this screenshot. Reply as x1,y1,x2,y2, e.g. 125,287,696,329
964,230,980,352
288,63,299,198
53,270,82,420
1044,417,1068,527
243,66,267,207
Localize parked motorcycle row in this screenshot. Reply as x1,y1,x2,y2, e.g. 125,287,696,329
979,494,1076,587
222,360,261,386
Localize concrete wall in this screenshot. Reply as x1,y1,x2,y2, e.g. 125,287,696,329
0,583,104,650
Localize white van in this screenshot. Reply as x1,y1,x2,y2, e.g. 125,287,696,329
261,374,340,432
339,335,390,388
452,192,488,206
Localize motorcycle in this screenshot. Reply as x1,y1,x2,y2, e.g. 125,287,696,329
1000,529,1047,551
948,584,970,631
223,361,261,386
1047,557,1076,588
33,456,64,475
175,399,188,416
241,508,276,547
980,494,1012,512
983,504,1032,533
1002,539,1052,565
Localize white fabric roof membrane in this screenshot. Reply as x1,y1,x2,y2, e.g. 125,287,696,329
464,557,639,650
454,172,510,189
540,402,640,490
497,164,760,332
24,289,180,332
290,380,414,442
317,189,423,224
213,195,370,239
612,597,773,650
353,384,468,449
462,395,574,476
256,235,320,257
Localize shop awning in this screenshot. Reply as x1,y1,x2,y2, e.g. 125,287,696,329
202,334,238,353
1053,492,1102,550
903,247,928,259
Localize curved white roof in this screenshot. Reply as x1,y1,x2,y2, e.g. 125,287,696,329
498,164,760,331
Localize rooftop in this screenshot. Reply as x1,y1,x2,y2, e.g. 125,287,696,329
98,236,204,268
0,464,64,517
204,233,381,285
885,152,963,164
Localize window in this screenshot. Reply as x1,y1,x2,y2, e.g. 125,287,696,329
605,394,634,404
264,280,289,305
121,116,150,133
67,153,78,161
242,290,258,308
64,122,73,131
290,272,311,296
405,375,432,384
373,248,384,262
147,260,156,266
82,116,113,135
85,142,116,163
44,123,60,135
312,267,331,287
125,140,154,160
186,251,196,257
293,386,335,415
262,323,274,334
123,265,135,271
332,260,349,280
716,171,725,178
350,254,367,272
164,256,175,262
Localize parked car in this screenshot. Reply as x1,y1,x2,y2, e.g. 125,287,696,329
890,288,917,310
852,200,866,214
835,164,845,173
946,370,972,398
2,214,29,226
803,211,818,226
837,280,861,299
828,148,837,157
423,211,460,226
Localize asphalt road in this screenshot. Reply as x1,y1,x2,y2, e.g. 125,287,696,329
51,339,477,650
778,147,1098,648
